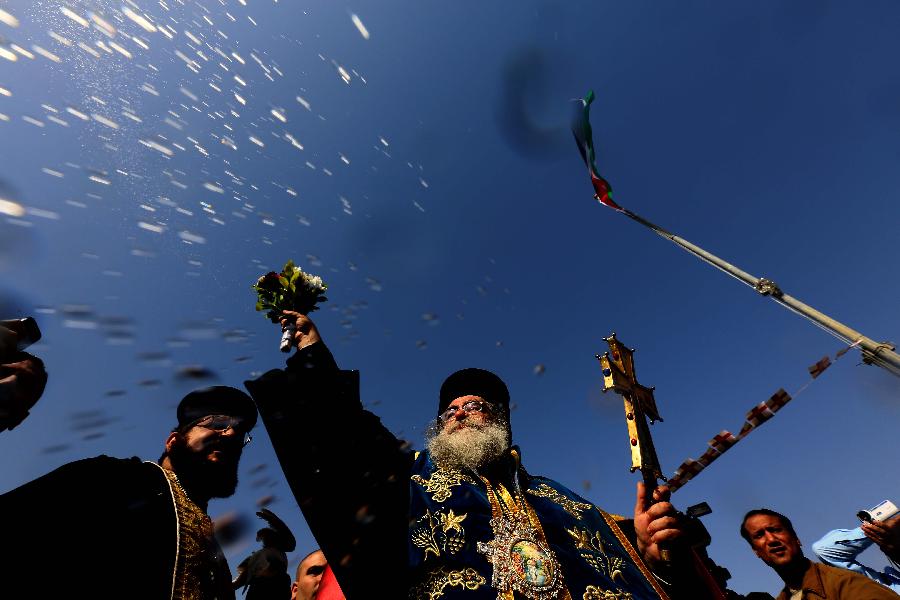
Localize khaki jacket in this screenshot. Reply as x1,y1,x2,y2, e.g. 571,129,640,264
776,561,899,600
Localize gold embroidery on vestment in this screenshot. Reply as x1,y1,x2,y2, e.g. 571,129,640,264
567,527,627,585
411,508,468,560
162,468,215,600
412,468,476,502
596,509,670,600
410,567,486,600
527,483,593,519
583,586,634,600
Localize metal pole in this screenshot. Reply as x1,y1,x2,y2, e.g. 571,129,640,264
620,208,900,378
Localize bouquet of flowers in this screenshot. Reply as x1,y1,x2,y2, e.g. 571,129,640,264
252,260,328,351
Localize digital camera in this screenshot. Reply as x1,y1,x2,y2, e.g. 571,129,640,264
858,500,899,523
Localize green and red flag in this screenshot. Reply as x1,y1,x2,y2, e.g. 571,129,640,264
571,90,623,211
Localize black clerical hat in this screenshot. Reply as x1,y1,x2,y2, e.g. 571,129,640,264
438,368,510,417
177,386,258,430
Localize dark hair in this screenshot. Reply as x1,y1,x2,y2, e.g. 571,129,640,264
295,549,325,579
740,508,796,542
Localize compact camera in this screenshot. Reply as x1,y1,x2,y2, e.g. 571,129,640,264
858,500,899,523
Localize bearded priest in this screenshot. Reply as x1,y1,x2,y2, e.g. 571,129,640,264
246,312,713,600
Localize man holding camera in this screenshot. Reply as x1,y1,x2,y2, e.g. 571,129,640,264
0,317,47,432
812,512,900,593
740,509,899,599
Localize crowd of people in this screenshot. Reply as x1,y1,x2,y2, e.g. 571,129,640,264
0,315,896,599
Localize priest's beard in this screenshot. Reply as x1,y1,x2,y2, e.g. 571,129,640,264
425,417,509,472
167,438,240,500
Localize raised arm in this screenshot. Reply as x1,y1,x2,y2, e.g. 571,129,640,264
245,314,414,599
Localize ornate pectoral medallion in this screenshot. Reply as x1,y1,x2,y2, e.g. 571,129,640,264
477,509,565,600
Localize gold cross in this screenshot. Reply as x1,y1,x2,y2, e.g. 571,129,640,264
597,333,664,481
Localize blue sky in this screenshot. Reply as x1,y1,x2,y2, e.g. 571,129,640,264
1,1,898,595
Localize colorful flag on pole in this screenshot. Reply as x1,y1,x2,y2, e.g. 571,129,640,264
571,90,623,211
808,356,832,378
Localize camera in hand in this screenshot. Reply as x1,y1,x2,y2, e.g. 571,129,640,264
858,500,899,523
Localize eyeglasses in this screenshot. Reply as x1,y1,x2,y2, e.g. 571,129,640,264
439,400,492,422
190,414,253,447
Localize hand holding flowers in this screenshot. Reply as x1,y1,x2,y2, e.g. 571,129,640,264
252,260,328,351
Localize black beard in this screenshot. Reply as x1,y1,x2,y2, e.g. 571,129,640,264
167,441,240,500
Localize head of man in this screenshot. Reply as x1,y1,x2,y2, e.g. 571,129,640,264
161,386,257,501
291,550,327,600
740,509,804,569
425,368,511,471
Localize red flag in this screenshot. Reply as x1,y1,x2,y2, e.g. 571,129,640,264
317,564,346,600
808,356,832,378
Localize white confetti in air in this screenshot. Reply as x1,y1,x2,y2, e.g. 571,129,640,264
138,221,165,233
61,7,89,28
249,136,264,147
350,14,370,39
63,320,98,330
139,138,174,156
380,137,389,146
11,45,34,59
270,108,287,123
234,92,246,105
337,65,351,84
178,231,206,244
0,47,17,62
0,87,10,96
122,7,156,32
91,113,120,129
47,31,73,46
89,174,111,185
109,42,132,59
66,107,89,120
296,96,311,110
78,42,101,58
0,198,25,217
32,46,61,62
0,9,20,27
90,14,116,37
284,133,303,150
203,182,224,193
28,208,59,220
41,168,64,177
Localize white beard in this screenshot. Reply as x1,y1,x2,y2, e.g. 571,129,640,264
425,418,509,472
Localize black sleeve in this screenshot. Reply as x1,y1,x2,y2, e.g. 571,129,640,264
245,342,414,600
0,456,147,585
